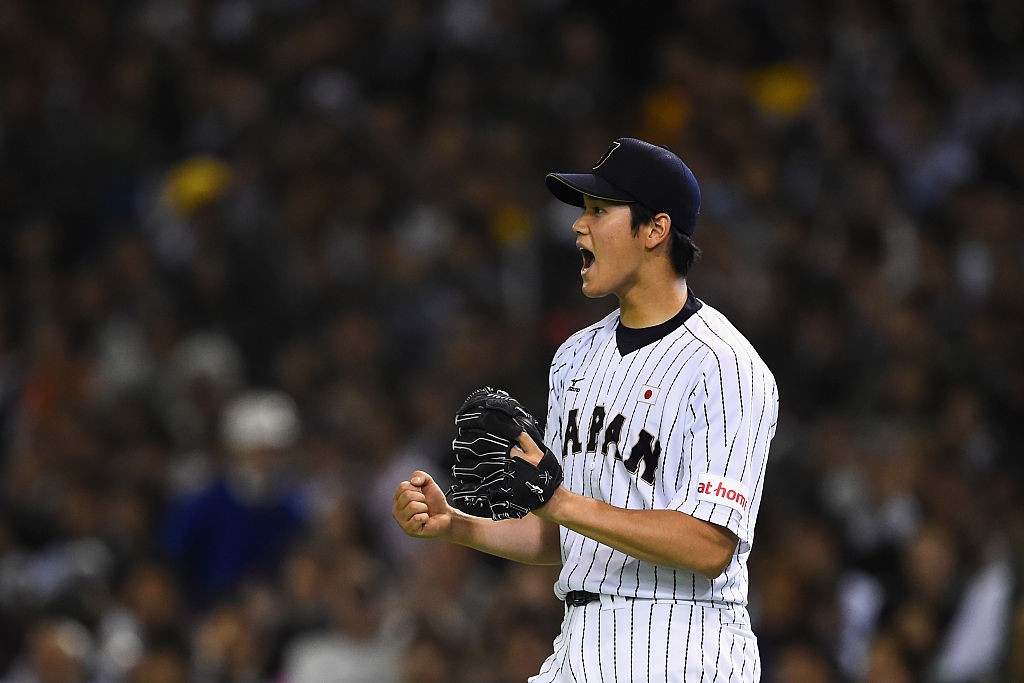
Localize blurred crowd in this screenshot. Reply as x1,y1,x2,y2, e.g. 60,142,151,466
1,0,1023,681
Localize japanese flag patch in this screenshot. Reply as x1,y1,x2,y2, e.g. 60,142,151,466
696,473,751,516
638,384,659,404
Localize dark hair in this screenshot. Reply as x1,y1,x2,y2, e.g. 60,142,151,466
629,203,701,277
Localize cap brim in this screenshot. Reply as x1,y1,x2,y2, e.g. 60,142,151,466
545,173,637,208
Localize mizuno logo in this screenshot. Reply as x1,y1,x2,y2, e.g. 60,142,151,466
568,377,584,393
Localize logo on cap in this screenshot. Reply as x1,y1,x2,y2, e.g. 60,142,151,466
592,141,621,170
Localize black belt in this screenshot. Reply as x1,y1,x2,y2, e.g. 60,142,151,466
564,590,600,606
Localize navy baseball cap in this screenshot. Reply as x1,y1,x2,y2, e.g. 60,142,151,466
545,138,701,236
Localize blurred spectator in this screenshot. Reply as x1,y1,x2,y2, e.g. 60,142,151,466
397,622,459,683
191,597,266,683
160,390,306,607
0,618,94,683
280,549,402,683
124,637,189,683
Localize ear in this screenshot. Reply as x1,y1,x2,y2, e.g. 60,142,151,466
644,213,673,249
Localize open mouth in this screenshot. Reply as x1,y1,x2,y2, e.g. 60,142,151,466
580,248,595,272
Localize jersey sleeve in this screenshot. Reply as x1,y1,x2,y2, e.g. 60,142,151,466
667,349,777,554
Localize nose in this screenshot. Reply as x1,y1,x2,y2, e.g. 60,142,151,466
572,212,588,235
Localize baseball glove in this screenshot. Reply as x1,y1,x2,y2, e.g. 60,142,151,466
447,387,563,520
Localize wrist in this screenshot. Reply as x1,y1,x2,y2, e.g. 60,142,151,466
533,486,572,523
444,507,469,541
447,506,490,545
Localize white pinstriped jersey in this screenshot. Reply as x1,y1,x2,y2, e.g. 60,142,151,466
544,296,778,606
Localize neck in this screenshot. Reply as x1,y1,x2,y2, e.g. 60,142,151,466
618,277,689,328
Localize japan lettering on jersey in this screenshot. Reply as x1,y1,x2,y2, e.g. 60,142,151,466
543,300,778,605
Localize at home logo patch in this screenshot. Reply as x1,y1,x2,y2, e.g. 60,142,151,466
695,473,750,515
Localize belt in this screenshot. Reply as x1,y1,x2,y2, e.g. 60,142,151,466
564,590,600,606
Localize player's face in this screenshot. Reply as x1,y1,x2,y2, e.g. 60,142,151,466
573,196,644,299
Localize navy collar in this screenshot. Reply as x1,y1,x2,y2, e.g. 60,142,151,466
615,293,702,355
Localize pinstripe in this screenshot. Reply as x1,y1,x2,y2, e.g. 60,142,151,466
701,393,718,549
697,319,745,422
578,333,616,499
719,553,739,605
702,386,711,460
738,357,758,480
567,607,584,680
652,555,661,598
568,653,580,682
682,401,698,497
575,604,588,683
584,339,615,506
555,609,576,680
612,608,619,683
711,611,723,683
665,603,674,683
683,602,692,678
567,623,580,683
601,341,636,508
736,361,761,483
739,635,748,682
688,326,729,445
750,384,778,499
643,600,653,682
728,353,745,445
629,600,635,682
662,342,704,484
653,336,701,500
699,605,706,683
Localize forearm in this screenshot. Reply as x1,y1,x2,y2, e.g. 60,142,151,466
534,488,736,578
446,509,562,565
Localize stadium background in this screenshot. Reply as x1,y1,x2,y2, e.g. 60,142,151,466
1,0,1023,681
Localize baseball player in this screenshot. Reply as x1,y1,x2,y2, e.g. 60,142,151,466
393,137,778,681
